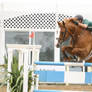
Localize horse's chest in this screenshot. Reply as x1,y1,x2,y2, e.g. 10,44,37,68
72,36,86,47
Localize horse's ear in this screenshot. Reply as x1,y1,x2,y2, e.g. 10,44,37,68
57,21,62,27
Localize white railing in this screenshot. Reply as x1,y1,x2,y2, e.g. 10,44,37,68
7,44,41,92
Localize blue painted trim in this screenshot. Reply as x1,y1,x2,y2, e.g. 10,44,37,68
84,63,92,66
35,61,64,66
35,71,47,82
34,90,62,92
35,70,64,83
85,72,92,84
35,61,92,66
46,71,64,82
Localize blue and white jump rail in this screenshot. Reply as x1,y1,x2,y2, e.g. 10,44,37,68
34,61,92,85
34,61,92,92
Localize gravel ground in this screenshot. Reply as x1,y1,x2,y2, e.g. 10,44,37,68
39,84,92,91
0,84,92,92
0,86,6,92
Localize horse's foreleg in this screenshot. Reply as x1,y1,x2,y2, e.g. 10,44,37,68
61,45,73,61
72,48,87,59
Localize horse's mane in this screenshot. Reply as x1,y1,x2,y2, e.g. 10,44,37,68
66,18,81,34
67,18,91,35
58,18,78,28
58,18,86,35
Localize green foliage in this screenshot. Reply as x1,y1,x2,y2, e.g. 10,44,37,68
0,56,33,92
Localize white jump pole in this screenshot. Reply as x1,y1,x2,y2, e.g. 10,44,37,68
31,48,35,92
7,48,13,92
83,60,85,72
18,50,24,69
35,74,39,90
23,49,29,92
31,47,40,92
65,65,69,86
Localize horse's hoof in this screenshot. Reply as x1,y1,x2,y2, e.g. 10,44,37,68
70,59,77,62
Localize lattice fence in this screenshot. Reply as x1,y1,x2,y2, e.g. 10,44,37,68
3,13,72,30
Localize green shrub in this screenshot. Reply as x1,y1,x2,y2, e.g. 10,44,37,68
0,56,33,92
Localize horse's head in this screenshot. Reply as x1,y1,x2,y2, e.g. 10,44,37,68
56,19,71,48
56,18,80,48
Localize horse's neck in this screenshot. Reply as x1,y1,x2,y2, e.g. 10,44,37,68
73,27,86,37
75,27,83,34
77,29,91,36
70,28,84,44
71,28,91,45
68,23,91,45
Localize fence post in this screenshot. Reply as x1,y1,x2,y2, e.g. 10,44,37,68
31,48,35,92
23,49,29,92
66,65,69,86
35,74,39,90
83,60,85,72
7,48,13,92
18,50,24,69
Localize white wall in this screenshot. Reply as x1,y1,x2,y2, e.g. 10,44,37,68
0,0,92,19
57,0,92,20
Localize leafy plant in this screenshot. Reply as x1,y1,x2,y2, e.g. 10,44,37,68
0,56,33,92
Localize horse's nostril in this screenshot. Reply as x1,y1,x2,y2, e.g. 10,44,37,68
56,43,60,48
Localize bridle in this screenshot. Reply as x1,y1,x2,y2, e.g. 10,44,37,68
62,21,75,45
58,21,68,45
57,20,79,47
62,21,68,42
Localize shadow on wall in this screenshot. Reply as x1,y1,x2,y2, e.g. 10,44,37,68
40,47,54,61
5,32,29,44
35,32,54,61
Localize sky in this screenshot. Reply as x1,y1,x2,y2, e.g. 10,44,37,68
0,0,92,19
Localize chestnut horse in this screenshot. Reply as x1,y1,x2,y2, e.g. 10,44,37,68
56,18,92,63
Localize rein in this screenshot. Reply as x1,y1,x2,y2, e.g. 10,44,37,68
62,21,68,42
